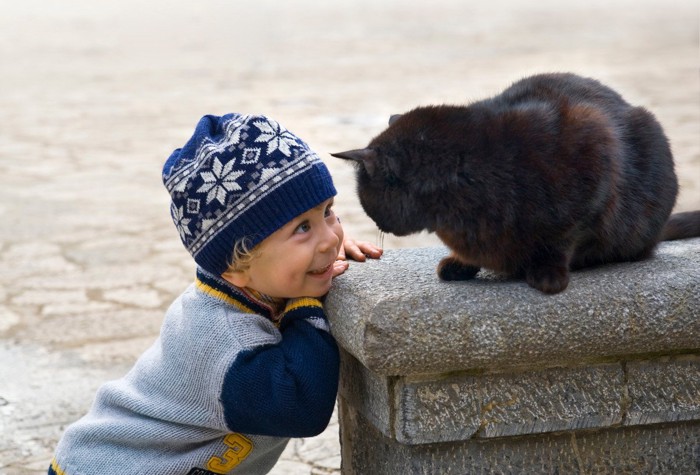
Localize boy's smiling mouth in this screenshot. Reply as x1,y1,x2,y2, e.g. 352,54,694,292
308,263,333,275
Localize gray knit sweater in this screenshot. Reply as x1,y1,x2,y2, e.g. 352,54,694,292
49,269,340,475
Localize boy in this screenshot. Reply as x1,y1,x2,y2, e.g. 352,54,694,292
49,113,382,474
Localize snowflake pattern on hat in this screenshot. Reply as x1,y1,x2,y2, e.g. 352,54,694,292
254,118,299,156
196,157,246,206
163,113,336,274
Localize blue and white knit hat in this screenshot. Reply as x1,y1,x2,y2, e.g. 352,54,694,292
163,113,337,275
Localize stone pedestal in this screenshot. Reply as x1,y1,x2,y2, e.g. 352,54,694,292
325,240,700,474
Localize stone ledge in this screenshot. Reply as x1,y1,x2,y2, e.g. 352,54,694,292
326,239,700,376
340,351,700,445
339,401,700,475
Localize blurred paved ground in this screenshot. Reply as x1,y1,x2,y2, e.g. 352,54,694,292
0,0,698,473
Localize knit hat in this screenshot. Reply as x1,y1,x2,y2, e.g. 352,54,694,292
163,113,337,276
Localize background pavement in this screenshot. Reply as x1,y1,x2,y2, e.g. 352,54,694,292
0,0,698,473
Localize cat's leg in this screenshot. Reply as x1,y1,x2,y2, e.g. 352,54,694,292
437,255,480,281
524,247,571,294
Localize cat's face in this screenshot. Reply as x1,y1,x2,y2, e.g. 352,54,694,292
333,113,453,236
334,108,484,236
331,143,431,236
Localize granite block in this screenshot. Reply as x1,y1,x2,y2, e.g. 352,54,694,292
340,402,700,475
625,355,700,426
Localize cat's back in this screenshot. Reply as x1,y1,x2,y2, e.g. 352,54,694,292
495,73,629,113
492,73,677,268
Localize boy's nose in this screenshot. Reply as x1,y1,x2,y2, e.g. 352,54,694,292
318,223,341,252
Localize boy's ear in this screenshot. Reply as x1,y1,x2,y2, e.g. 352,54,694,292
221,270,250,288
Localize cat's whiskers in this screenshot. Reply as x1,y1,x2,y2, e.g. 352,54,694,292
376,229,385,249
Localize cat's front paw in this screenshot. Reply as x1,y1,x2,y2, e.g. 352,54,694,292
525,266,570,294
437,257,480,281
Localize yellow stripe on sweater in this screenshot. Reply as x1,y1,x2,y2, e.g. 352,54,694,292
284,297,322,314
50,459,66,475
195,280,256,314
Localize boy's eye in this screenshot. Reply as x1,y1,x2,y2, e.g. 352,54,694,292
294,221,311,234
324,204,334,218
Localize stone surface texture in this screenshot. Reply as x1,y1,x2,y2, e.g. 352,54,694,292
339,403,700,475
326,241,700,375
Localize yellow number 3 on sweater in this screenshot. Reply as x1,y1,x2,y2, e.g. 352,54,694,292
207,433,253,473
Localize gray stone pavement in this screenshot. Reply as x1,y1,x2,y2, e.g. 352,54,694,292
0,0,698,473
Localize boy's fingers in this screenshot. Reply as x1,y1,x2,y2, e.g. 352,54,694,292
347,242,366,261
355,241,383,259
341,239,364,261
340,239,384,262
362,244,383,259
332,260,350,277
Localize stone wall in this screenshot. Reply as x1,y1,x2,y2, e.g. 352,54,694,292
325,240,700,474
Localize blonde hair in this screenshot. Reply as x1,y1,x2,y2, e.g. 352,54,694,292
225,237,262,273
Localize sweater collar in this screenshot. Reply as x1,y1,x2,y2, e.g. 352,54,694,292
195,268,283,321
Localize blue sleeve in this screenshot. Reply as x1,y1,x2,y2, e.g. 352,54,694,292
220,298,340,437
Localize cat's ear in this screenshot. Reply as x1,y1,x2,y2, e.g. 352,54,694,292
389,114,402,125
331,149,377,176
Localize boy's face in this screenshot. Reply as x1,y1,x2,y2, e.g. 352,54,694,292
223,198,344,299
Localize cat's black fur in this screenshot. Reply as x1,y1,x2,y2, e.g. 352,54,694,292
333,73,700,294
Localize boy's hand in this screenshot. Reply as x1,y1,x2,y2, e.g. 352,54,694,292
337,238,383,262
332,238,383,277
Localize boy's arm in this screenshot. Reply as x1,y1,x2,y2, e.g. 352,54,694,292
219,298,339,438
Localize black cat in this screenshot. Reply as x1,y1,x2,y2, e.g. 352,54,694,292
333,73,700,294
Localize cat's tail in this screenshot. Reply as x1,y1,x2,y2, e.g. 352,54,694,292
661,210,700,241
